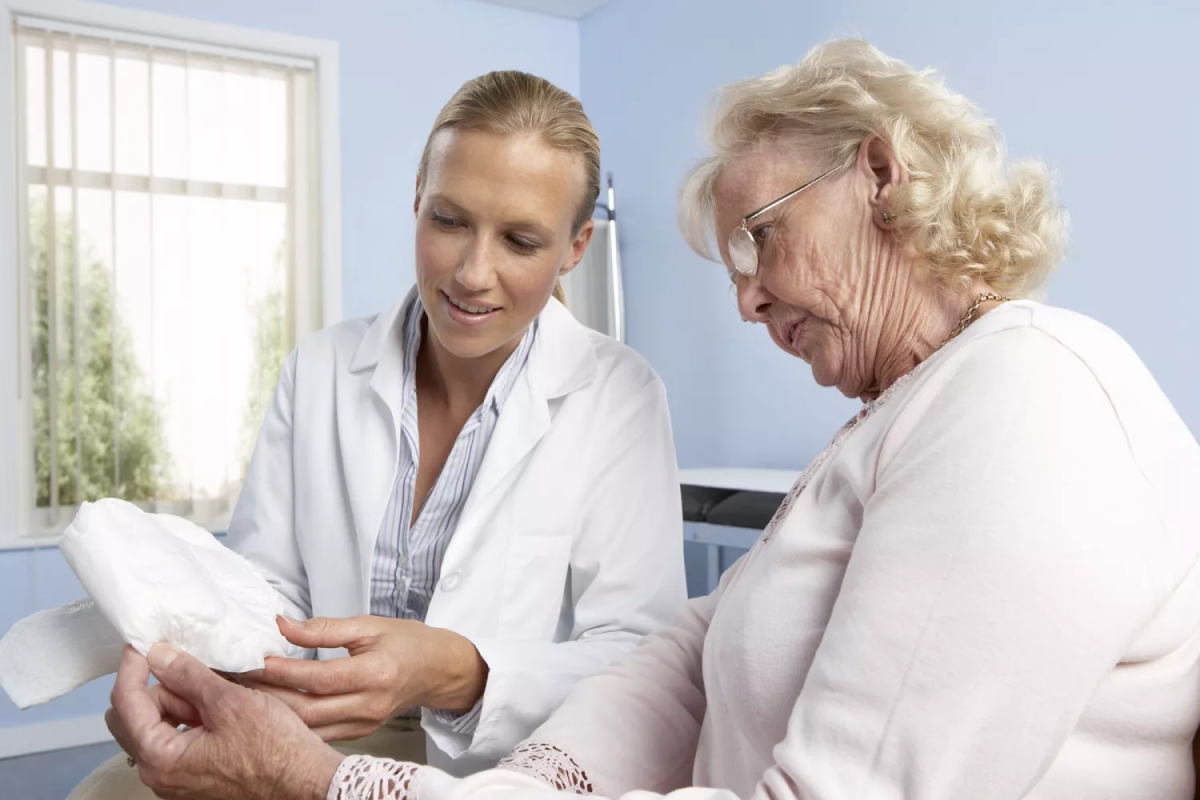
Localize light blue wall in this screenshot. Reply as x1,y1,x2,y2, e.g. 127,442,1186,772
0,0,579,733
580,0,1200,471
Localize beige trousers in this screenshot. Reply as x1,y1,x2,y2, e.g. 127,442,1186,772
65,717,428,800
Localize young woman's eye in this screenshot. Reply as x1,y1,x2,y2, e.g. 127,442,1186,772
432,213,460,229
507,234,540,254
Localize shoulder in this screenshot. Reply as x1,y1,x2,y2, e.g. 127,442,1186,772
870,301,1189,482
284,315,377,382
915,301,1152,412
585,330,665,397
536,299,667,403
872,304,1135,458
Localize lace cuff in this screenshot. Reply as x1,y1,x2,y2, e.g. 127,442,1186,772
497,742,596,794
327,754,422,800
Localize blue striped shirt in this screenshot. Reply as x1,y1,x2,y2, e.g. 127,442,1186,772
369,294,536,733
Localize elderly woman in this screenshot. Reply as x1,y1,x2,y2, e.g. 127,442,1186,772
108,39,1200,800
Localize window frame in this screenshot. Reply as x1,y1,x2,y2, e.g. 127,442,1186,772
0,0,342,547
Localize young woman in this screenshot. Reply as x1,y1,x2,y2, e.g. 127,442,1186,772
77,71,685,799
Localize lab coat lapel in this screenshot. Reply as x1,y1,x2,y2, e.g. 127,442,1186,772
344,294,412,581
467,372,550,506
439,299,598,577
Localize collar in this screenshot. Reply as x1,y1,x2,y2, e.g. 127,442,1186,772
349,287,598,402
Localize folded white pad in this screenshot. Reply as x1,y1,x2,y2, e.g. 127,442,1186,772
0,499,298,708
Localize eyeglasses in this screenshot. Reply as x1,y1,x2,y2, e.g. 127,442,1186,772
727,165,840,278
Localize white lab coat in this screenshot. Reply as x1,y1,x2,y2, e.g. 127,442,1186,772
225,290,686,775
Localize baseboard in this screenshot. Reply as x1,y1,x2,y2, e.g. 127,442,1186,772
0,714,113,759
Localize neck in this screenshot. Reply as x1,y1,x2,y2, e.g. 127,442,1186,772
416,318,524,415
859,272,1001,402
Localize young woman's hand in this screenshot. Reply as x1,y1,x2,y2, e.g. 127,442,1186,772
240,615,489,742
107,644,343,800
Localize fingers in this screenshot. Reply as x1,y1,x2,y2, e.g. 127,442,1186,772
146,643,234,719
110,647,188,766
113,645,151,700
240,679,385,729
311,721,385,744
150,684,202,728
276,615,378,651
104,706,135,757
236,678,310,715
243,654,360,695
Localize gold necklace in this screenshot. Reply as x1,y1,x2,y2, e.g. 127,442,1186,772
937,292,1012,352
862,291,1013,401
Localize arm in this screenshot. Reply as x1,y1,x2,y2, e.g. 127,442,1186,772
500,586,724,795
225,350,311,623
428,376,688,765
328,583,724,799
248,375,690,757
345,330,1170,800
744,332,1166,799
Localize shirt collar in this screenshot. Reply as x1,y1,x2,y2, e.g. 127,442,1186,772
399,294,537,417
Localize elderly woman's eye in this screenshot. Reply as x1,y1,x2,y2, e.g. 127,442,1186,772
751,225,772,246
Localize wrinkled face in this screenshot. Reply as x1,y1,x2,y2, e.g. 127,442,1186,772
713,138,889,395
414,128,593,361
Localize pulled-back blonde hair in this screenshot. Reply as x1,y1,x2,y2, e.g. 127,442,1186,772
419,71,601,305
680,40,1068,296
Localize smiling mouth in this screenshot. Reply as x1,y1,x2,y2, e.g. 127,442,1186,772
444,292,500,315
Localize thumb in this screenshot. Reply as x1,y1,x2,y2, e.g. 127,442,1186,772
276,615,376,650
147,643,231,718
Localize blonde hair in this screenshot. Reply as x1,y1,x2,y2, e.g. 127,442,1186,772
419,70,601,305
680,39,1068,296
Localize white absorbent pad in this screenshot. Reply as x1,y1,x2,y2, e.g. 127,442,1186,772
0,498,299,709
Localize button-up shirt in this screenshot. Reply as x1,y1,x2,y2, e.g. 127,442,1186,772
369,294,536,732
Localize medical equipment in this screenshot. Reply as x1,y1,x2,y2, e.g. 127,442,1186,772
680,468,797,595
560,173,625,341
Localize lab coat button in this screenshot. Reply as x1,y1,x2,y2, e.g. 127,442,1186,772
440,572,461,591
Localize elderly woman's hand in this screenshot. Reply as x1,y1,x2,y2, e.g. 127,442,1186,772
106,644,344,800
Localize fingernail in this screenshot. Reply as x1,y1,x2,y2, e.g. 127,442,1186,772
278,615,302,626
148,643,179,670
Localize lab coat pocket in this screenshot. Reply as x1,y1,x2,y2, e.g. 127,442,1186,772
497,535,572,641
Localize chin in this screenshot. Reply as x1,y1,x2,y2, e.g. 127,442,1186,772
425,316,498,360
809,357,843,391
811,368,839,389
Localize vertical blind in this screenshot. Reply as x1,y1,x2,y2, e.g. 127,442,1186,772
13,18,322,533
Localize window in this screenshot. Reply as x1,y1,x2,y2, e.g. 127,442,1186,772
1,1,341,540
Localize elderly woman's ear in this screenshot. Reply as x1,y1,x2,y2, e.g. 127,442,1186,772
860,135,902,229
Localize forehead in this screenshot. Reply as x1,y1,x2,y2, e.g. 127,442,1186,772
713,140,821,221
711,140,821,259
424,128,584,226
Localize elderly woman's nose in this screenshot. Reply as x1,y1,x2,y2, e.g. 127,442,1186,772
737,280,773,323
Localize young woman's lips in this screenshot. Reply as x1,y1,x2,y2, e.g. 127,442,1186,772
441,291,501,327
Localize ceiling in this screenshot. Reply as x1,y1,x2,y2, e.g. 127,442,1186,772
472,0,614,20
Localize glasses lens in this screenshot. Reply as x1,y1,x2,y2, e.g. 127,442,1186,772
728,228,758,277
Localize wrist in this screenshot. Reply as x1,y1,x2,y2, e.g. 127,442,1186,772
427,628,488,712
289,743,345,800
